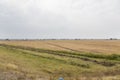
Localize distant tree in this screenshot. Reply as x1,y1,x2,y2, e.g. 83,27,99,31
110,38,117,40
5,39,10,41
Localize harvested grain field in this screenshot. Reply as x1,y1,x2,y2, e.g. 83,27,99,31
0,40,120,54
0,40,120,80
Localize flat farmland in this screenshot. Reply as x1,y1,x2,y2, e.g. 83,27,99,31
0,40,120,80
0,40,120,54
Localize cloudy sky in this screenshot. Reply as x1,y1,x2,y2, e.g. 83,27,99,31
0,0,120,39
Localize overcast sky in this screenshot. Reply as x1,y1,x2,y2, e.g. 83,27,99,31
0,0,120,39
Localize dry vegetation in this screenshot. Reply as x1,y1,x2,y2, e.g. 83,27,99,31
0,40,120,80
0,40,120,54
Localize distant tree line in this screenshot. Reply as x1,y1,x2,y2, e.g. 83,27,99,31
0,38,119,41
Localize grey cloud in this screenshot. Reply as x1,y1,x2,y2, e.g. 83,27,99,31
0,0,120,39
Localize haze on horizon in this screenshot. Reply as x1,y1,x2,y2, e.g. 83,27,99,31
0,0,120,39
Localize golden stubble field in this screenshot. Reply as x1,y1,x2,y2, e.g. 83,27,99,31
0,40,120,54
0,40,120,80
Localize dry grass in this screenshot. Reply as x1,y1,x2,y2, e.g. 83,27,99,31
0,40,120,80
0,40,120,54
